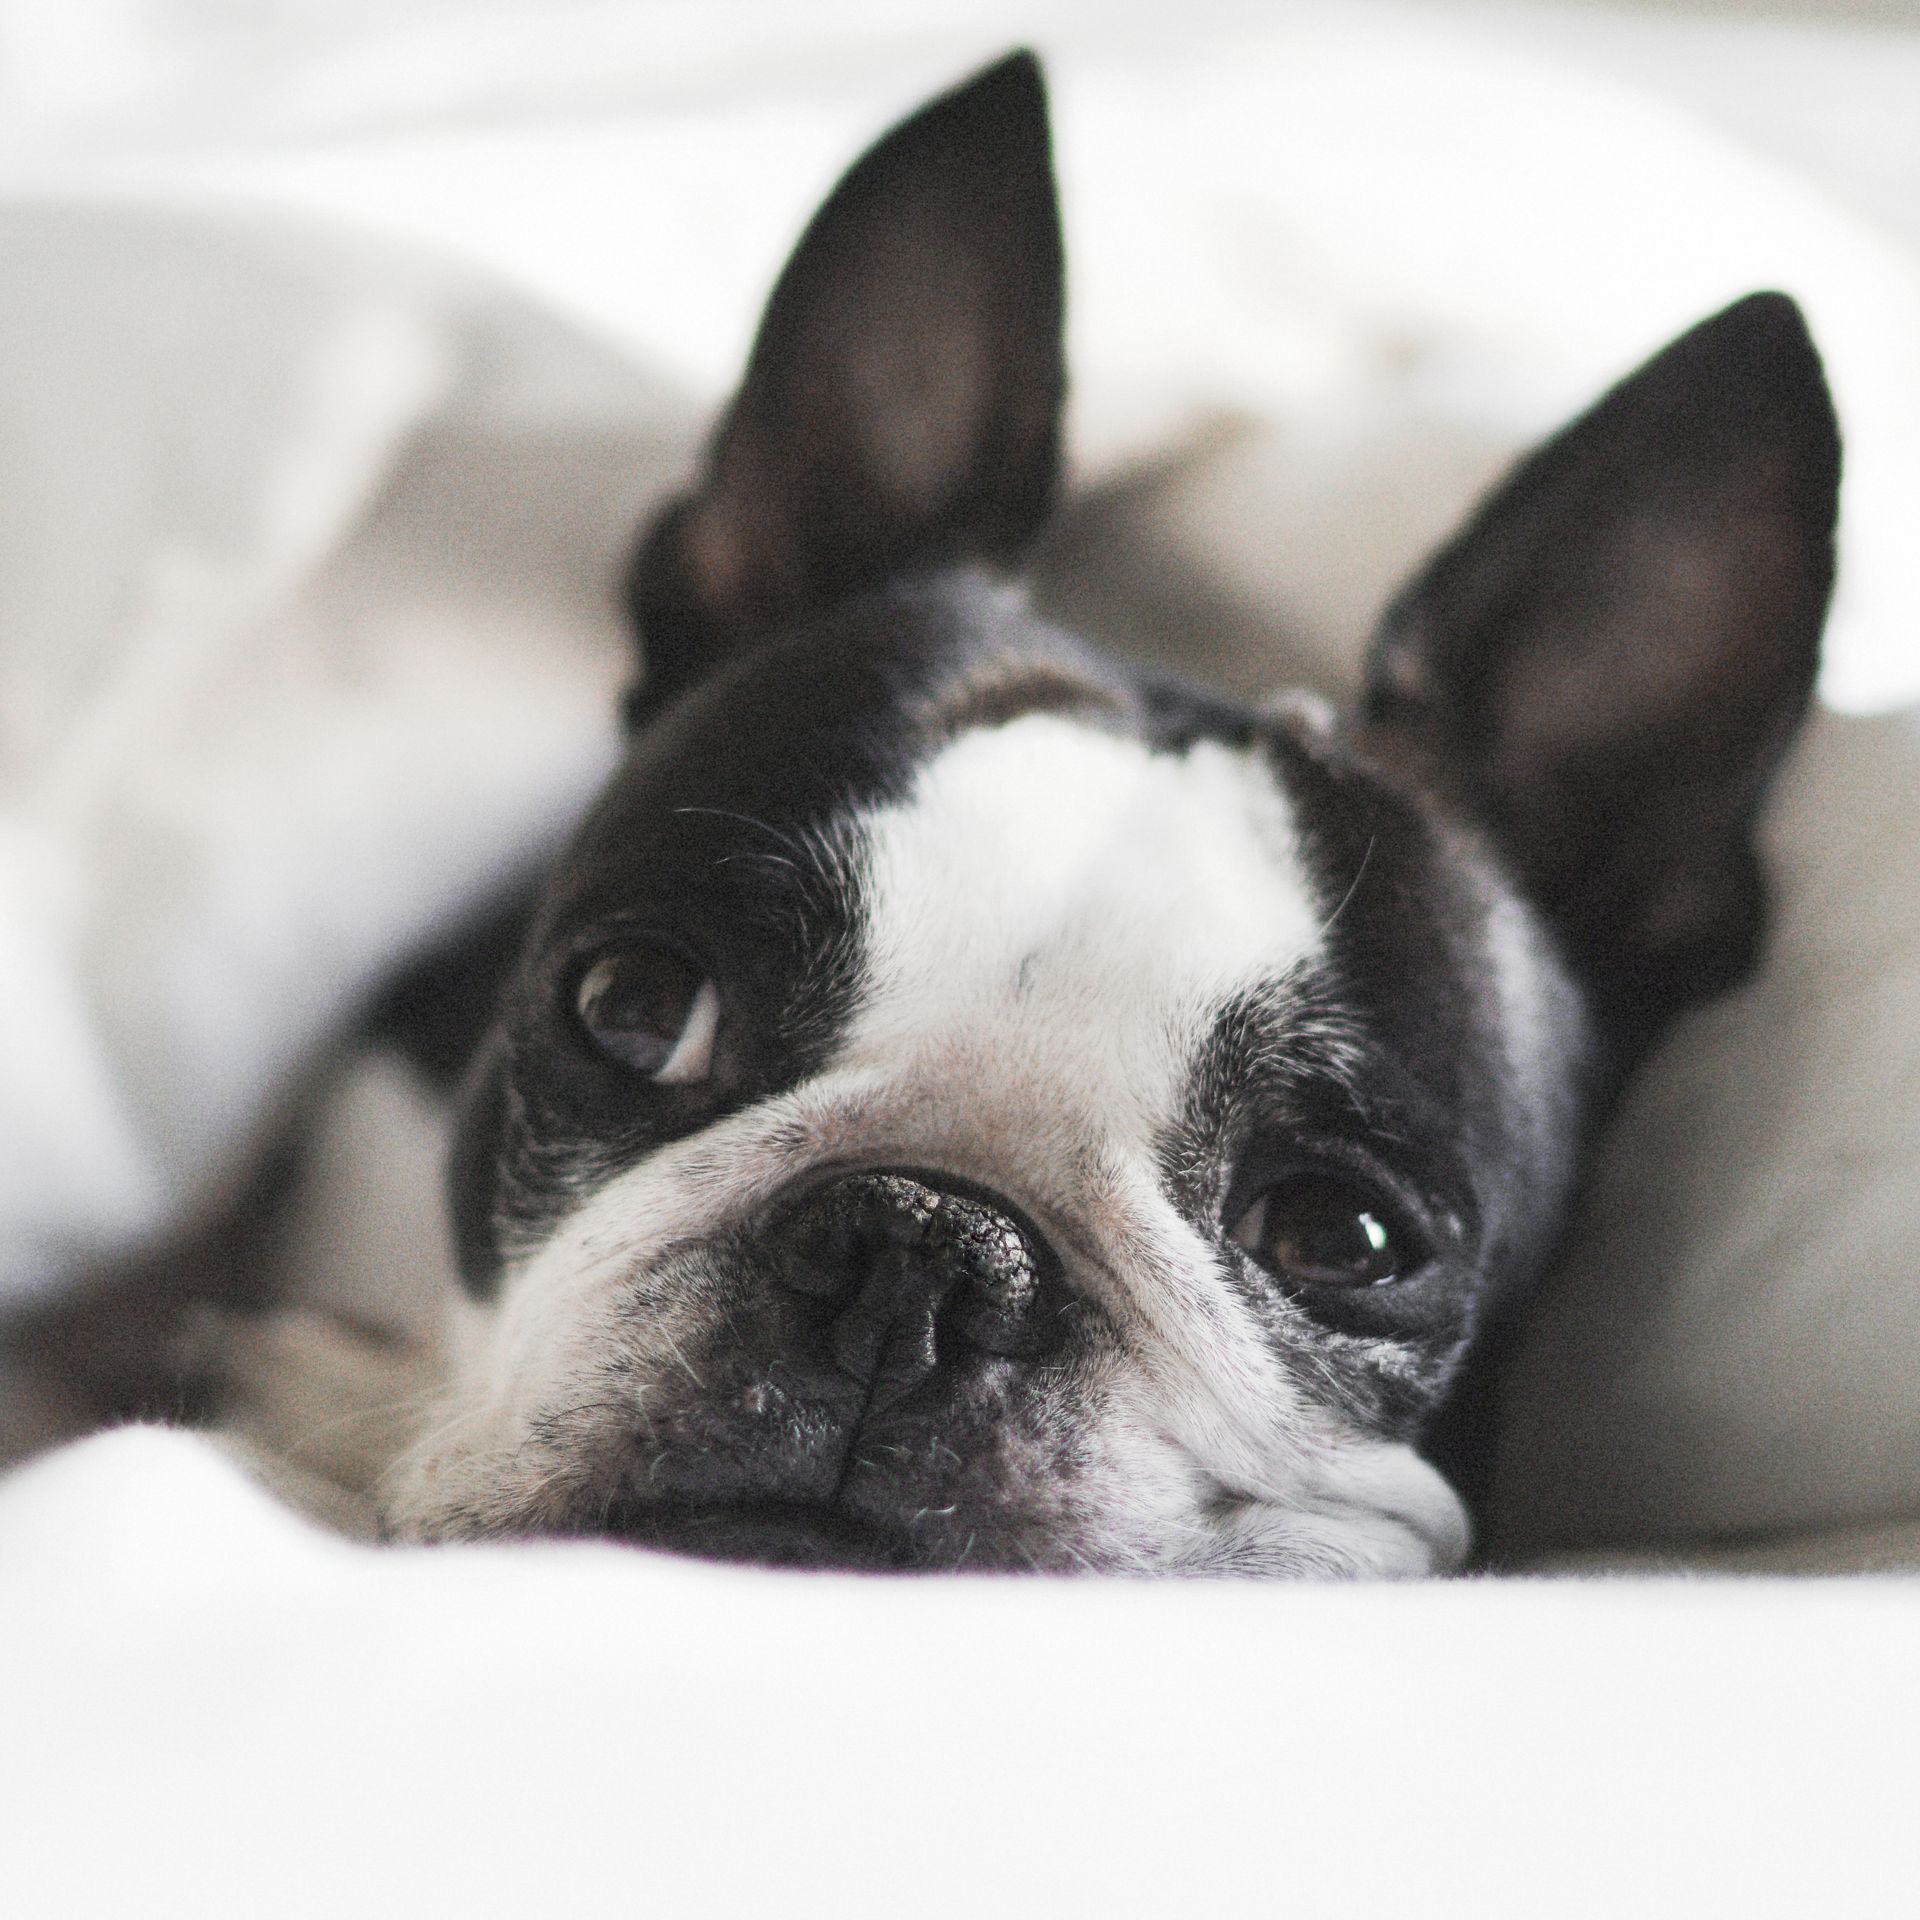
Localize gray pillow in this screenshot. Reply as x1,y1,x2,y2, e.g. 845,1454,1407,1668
1489,704,1920,1558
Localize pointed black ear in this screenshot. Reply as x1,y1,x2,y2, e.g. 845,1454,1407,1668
630,50,1064,713
1364,293,1839,1032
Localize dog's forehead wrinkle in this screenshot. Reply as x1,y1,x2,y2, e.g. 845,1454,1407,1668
907,604,1137,738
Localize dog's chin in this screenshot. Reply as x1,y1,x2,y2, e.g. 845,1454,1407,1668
596,1497,942,1572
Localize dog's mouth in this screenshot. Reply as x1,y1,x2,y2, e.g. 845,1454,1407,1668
596,1495,923,1572
538,1167,1097,1575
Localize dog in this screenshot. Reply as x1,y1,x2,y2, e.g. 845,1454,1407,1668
285,49,1836,1575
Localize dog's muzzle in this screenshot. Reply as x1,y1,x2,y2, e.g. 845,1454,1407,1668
771,1170,1067,1405
594,1169,1080,1568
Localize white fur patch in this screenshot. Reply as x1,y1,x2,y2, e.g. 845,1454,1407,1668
847,716,1322,1144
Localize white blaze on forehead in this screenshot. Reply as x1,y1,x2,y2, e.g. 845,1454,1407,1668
845,715,1324,1136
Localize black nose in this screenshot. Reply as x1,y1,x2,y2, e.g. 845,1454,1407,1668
771,1171,1067,1405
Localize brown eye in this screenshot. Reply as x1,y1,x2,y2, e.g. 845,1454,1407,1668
575,948,720,1084
1229,1174,1411,1289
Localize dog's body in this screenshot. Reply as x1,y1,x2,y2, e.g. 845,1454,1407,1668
251,54,1837,1575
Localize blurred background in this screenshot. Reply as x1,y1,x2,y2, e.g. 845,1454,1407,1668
5,0,1918,701
6,0,1920,254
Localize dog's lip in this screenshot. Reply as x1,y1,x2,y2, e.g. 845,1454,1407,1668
597,1495,919,1572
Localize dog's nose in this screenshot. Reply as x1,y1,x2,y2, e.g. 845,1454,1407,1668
772,1171,1066,1403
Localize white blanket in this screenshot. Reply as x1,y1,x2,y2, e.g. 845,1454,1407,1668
6,4,1920,1907
1,1423,1916,1917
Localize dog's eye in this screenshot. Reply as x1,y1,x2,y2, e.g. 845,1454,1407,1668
1228,1174,1411,1289
574,948,720,1084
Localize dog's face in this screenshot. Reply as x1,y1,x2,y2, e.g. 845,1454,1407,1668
385,55,1838,1573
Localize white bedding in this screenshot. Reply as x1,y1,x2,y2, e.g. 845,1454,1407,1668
1,1423,1915,1918
5,3,1920,1907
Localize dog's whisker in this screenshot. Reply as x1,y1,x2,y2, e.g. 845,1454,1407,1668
1315,834,1376,941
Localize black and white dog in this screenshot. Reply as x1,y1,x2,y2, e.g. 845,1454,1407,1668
348,52,1836,1574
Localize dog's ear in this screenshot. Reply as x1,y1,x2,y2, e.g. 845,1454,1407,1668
1364,292,1839,1031
629,50,1064,715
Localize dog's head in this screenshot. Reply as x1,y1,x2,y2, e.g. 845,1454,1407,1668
391,54,1838,1573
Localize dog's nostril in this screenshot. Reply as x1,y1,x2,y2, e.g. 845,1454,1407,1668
779,1214,859,1302
776,1175,932,1302
771,1170,1066,1372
